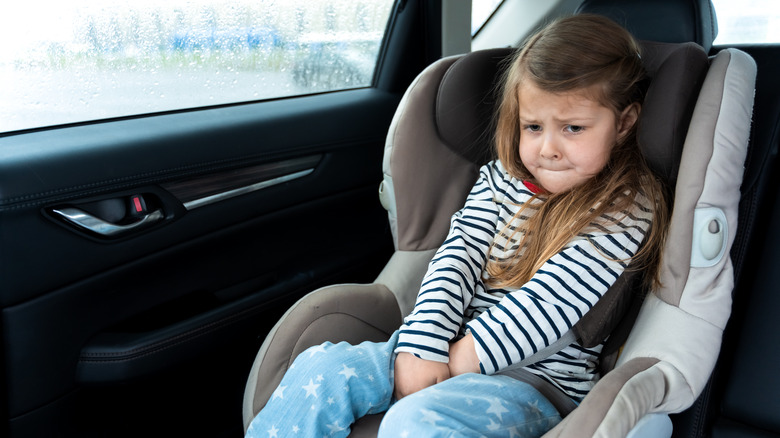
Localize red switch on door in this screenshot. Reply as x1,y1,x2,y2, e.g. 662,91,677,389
129,194,148,217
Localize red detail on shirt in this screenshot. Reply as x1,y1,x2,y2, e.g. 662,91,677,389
523,181,543,194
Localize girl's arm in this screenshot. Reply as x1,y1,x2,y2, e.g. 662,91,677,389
447,332,480,375
393,162,507,398
393,352,451,400
394,161,507,363
466,203,653,375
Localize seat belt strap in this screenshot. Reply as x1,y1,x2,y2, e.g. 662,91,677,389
501,330,576,371
493,330,579,416
496,367,579,417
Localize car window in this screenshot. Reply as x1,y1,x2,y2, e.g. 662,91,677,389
472,0,503,36
0,0,395,133
711,0,780,45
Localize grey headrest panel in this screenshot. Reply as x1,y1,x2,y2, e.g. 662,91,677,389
436,48,513,165
639,41,709,188
577,0,718,52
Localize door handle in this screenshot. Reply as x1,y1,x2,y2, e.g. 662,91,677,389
52,207,164,238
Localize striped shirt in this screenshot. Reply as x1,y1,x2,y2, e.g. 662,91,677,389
395,160,653,400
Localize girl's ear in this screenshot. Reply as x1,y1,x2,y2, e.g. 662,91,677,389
617,103,640,140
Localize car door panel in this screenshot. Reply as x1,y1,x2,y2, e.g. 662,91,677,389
1,89,396,304
0,88,399,433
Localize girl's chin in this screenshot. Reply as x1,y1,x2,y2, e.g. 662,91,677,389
534,175,567,193
532,171,590,194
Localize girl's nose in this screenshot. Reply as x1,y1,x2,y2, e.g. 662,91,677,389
540,136,561,160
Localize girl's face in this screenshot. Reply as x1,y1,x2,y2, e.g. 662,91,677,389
517,81,638,194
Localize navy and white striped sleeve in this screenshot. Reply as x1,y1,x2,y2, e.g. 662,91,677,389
466,202,652,375
395,162,506,363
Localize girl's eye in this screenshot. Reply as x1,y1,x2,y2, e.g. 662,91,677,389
566,125,584,133
525,124,542,132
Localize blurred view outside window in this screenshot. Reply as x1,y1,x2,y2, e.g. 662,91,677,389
0,0,394,133
711,0,780,44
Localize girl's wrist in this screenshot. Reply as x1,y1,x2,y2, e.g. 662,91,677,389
448,333,481,376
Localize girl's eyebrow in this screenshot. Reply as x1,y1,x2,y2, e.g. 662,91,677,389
517,114,540,124
554,110,600,123
560,117,597,124
519,115,597,124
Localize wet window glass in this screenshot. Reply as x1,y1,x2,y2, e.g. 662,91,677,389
0,0,395,133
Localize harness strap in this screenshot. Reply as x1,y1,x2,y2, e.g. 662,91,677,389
499,330,577,372
493,330,579,416
497,367,579,417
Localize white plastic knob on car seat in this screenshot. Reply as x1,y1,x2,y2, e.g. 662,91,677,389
378,177,395,214
690,207,728,268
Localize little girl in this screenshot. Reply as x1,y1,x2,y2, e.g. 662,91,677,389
246,14,668,438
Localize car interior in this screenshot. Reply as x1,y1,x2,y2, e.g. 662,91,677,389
0,0,778,437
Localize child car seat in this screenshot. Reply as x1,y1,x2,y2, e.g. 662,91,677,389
242,1,756,436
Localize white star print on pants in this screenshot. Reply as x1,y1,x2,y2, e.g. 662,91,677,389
246,331,562,438
379,373,561,437
245,332,399,438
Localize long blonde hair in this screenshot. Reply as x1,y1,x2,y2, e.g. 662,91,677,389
486,14,669,290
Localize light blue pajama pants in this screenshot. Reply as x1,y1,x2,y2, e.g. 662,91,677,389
245,331,562,438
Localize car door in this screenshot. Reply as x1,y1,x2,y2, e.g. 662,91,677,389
0,1,441,436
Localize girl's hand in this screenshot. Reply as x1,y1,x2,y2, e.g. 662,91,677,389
393,352,450,400
448,333,481,376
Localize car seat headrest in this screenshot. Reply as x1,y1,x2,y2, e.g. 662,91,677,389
577,0,718,52
436,48,512,166
433,42,708,189
637,40,709,188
